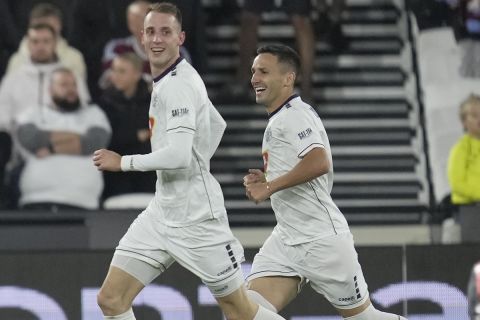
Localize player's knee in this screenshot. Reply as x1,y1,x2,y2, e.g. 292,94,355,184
217,299,245,320
217,292,258,320
97,287,128,315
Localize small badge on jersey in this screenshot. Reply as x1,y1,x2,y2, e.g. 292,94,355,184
171,107,190,117
265,127,272,142
297,128,313,140
152,93,158,108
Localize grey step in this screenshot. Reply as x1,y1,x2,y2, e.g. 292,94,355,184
207,55,403,70
223,118,411,130
218,131,412,147
224,198,422,209
205,23,400,39
207,40,402,56
222,184,419,198
202,0,399,8
205,71,404,87
214,145,415,157
212,156,416,172
215,102,409,118
214,172,419,185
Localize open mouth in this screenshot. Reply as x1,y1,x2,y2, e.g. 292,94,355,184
151,48,165,54
254,87,266,94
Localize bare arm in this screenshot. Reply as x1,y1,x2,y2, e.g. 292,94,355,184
245,147,330,203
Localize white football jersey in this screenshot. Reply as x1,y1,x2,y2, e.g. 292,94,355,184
147,58,227,227
263,95,350,245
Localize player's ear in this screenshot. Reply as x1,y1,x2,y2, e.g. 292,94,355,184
178,31,186,46
285,71,296,87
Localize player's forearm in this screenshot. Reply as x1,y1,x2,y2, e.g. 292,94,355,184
268,147,329,194
120,131,193,171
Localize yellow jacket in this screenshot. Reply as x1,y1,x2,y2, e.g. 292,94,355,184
447,134,480,204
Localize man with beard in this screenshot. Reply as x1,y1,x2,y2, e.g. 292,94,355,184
0,23,90,137
0,23,90,208
14,68,111,211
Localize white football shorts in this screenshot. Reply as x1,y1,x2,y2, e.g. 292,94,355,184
246,230,369,309
112,207,245,297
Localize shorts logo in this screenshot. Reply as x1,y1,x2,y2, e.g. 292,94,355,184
214,285,228,293
217,265,232,276
171,107,189,117
297,128,312,140
339,296,355,302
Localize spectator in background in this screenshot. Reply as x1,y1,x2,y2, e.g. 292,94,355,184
0,0,21,76
218,0,315,103
447,0,480,77
99,0,191,89
6,2,87,80
68,0,113,100
448,94,480,204
0,132,12,209
315,0,348,52
0,23,90,138
99,52,155,199
15,67,110,212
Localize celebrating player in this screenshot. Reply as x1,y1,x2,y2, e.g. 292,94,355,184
93,3,285,320
244,44,408,320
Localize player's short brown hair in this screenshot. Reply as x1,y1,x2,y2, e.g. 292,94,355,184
147,2,182,28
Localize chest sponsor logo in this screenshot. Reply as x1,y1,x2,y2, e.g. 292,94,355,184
171,107,189,117
298,128,312,140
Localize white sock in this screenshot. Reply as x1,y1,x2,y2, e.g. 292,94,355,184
247,290,277,313
104,308,136,320
345,304,407,320
253,305,286,319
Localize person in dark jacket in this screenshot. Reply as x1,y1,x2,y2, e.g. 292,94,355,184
99,52,155,199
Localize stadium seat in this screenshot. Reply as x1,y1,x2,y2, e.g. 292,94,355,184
103,193,154,210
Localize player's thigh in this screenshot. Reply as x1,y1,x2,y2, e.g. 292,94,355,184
247,232,305,311
168,217,246,297
303,232,369,310
114,208,176,284
248,276,300,311
98,265,144,305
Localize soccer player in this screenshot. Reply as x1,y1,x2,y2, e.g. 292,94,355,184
243,44,408,320
92,3,285,320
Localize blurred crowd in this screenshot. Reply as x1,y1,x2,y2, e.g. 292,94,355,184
0,0,348,211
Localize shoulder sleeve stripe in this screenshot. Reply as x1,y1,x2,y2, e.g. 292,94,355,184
166,126,196,132
298,143,325,158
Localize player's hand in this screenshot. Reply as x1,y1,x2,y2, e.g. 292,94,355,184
93,149,122,172
243,169,266,186
245,181,271,204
